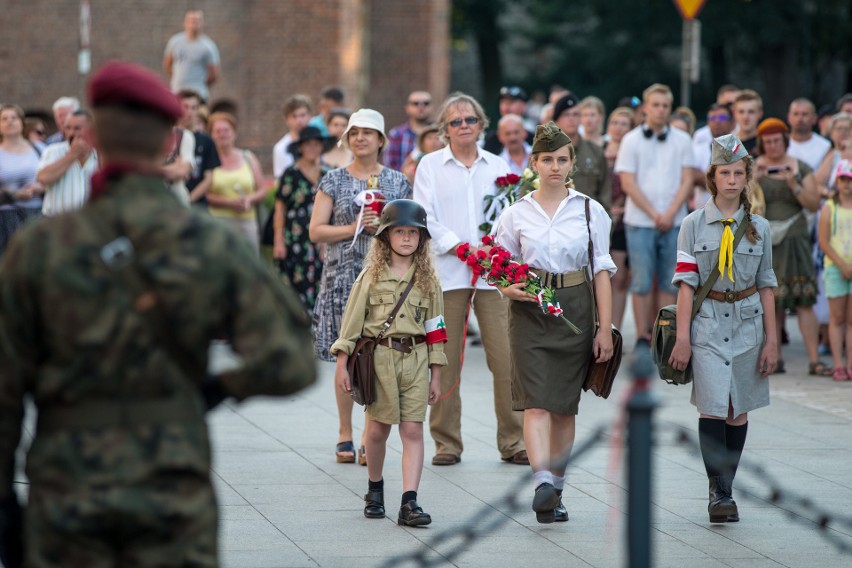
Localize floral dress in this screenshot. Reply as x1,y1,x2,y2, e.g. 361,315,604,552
312,167,411,361
276,164,328,315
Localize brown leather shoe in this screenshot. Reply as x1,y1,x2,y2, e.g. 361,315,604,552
431,453,461,466
502,450,530,465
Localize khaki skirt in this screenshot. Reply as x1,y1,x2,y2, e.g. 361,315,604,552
508,281,594,415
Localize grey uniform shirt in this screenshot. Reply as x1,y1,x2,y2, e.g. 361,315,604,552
672,200,777,417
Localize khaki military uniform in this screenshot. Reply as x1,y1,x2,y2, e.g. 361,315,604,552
0,175,316,567
572,138,612,215
331,264,447,424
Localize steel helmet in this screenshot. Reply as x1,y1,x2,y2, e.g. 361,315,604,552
375,199,430,238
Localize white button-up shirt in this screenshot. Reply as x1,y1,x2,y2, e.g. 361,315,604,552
414,145,511,291
38,141,98,216
498,142,532,176
615,125,694,228
494,190,616,277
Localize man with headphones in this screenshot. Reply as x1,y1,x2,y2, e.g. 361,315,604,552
614,83,695,349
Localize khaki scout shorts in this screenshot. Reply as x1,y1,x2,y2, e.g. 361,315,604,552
367,342,430,424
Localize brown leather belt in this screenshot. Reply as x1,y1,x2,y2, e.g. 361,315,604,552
532,268,587,289
377,335,426,354
706,286,758,303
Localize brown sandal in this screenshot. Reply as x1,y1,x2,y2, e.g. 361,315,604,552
808,361,833,377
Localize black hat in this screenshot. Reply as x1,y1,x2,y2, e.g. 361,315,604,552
376,199,430,238
552,92,581,121
287,126,335,156
499,86,528,102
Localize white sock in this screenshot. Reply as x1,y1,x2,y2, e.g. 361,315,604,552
552,475,565,490
533,470,554,488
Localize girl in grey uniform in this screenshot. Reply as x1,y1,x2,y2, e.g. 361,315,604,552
669,134,778,523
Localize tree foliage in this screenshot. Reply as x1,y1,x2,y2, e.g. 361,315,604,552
453,0,851,118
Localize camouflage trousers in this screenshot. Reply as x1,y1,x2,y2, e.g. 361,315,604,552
24,478,218,567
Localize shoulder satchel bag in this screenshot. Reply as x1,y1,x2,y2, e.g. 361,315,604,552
652,218,748,385
348,275,416,406
583,198,623,399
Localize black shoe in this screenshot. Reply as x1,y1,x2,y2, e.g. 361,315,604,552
634,337,651,353
533,483,559,524
708,476,738,523
554,489,568,522
398,500,431,527
364,490,385,519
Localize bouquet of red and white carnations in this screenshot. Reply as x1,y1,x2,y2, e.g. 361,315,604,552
456,235,581,333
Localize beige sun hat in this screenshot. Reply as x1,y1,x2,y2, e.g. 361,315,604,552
338,108,387,150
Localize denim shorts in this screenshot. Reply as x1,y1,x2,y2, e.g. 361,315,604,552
625,225,679,295
823,264,852,299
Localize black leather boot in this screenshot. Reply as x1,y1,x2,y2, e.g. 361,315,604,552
398,500,432,526
708,476,738,523
554,489,569,522
364,490,385,519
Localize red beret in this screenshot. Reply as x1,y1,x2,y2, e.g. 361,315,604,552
756,117,789,137
87,60,182,122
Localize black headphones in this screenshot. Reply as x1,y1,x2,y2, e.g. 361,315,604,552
642,125,668,141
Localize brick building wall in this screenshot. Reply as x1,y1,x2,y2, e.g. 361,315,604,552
2,0,449,171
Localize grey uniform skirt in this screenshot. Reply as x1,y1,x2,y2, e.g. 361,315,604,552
508,281,594,415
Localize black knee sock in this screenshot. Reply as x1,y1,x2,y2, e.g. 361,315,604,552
401,490,417,506
698,418,727,479
368,478,384,492
725,422,748,480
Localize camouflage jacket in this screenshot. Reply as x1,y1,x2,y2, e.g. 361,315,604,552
0,174,316,500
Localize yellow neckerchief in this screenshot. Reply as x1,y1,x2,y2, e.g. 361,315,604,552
717,218,735,282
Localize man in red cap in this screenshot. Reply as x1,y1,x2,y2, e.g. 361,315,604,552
0,61,315,567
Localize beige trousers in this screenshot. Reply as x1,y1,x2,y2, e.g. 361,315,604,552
429,288,525,459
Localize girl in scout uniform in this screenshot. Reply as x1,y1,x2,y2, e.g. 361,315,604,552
331,199,446,527
494,122,616,524
669,134,778,523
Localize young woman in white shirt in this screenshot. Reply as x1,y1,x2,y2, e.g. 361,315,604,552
494,122,616,524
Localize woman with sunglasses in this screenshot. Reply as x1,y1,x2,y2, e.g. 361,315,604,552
0,104,44,254
310,108,412,464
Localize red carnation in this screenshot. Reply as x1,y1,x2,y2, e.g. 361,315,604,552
481,235,494,246
506,173,521,184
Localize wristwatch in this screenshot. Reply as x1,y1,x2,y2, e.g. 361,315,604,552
793,184,803,196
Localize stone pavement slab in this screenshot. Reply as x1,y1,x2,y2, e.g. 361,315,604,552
208,311,852,567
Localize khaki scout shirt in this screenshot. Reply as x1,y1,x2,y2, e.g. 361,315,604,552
572,138,611,215
330,263,448,367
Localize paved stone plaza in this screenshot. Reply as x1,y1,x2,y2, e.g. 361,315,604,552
208,315,852,567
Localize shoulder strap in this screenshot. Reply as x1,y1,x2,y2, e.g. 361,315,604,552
690,217,748,319
584,198,599,326
376,275,416,340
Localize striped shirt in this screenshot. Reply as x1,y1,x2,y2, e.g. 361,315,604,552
38,142,98,216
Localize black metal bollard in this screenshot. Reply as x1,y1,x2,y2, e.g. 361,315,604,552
626,346,660,568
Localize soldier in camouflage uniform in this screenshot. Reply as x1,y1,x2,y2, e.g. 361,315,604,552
0,62,316,567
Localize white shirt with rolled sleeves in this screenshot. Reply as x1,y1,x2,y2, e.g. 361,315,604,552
38,141,98,216
615,126,695,228
494,190,616,277
413,145,511,291
672,200,777,418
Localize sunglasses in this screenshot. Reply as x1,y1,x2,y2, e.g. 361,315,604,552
499,86,526,100
448,116,480,128
708,115,731,122
409,100,431,107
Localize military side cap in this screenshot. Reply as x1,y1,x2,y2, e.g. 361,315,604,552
756,117,789,137
532,121,572,153
710,134,749,166
87,61,182,122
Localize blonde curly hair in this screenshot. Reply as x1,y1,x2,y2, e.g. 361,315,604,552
365,230,437,295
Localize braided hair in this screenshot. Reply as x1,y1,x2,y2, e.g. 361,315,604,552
706,157,759,244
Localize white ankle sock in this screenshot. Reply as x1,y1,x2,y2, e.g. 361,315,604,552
533,470,554,487
552,475,565,490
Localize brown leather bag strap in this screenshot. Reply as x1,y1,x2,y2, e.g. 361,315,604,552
376,275,416,341
690,217,748,319
584,198,599,327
